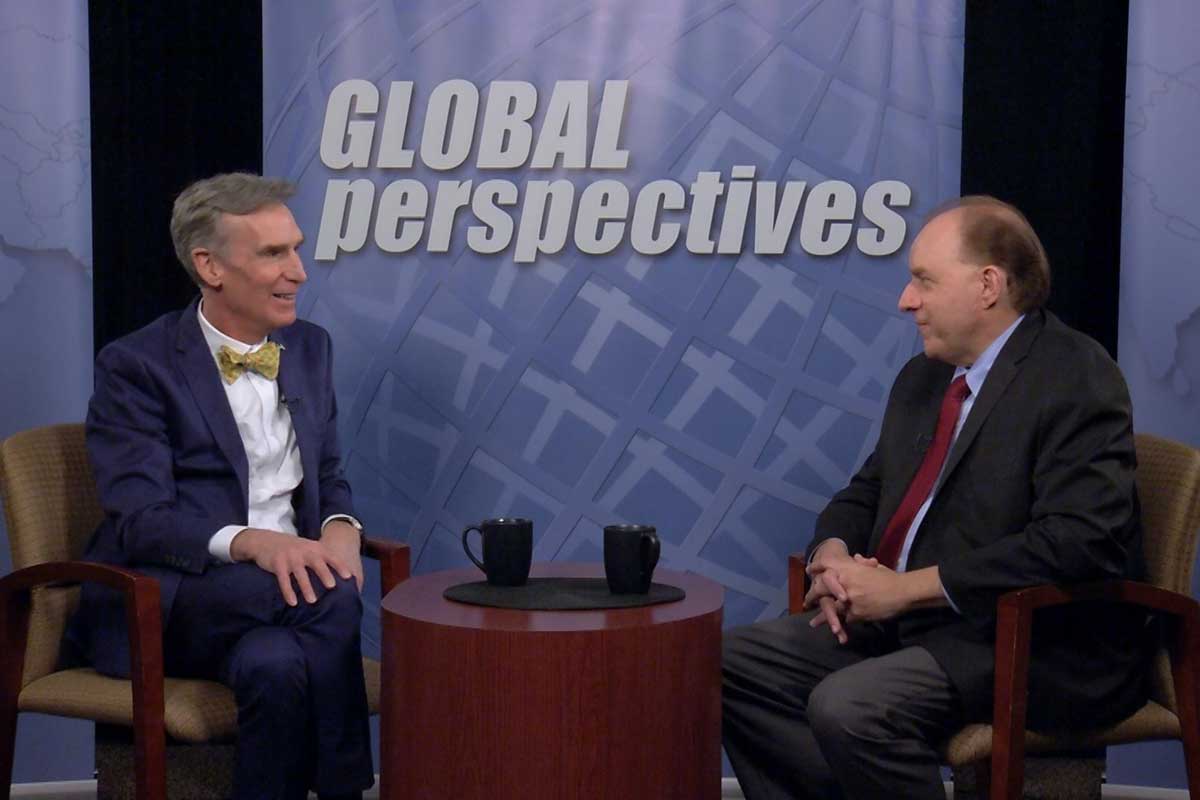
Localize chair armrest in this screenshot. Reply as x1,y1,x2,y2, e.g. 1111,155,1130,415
788,553,808,614
0,559,145,594
996,579,1198,618
0,560,165,798
988,579,1200,800
362,537,411,597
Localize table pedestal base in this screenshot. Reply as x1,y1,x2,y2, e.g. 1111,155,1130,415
381,582,721,800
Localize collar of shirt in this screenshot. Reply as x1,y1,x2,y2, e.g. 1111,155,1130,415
954,313,1026,393
197,299,271,361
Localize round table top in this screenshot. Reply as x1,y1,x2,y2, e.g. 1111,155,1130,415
381,562,724,633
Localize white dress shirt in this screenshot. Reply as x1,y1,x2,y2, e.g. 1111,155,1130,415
198,303,357,562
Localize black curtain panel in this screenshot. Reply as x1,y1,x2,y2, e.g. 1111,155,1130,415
962,0,1130,357
89,1,263,352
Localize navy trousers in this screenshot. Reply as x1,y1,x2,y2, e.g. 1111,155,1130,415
85,562,373,800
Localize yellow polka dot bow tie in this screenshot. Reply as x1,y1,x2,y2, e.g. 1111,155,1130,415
217,342,281,384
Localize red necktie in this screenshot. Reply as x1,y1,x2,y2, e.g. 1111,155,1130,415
874,375,971,570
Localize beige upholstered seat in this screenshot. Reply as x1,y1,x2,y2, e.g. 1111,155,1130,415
14,658,384,745
0,423,408,799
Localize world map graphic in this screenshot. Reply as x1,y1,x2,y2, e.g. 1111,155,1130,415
1120,0,1200,452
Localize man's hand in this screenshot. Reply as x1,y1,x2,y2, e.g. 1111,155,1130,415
320,519,364,593
230,528,356,606
803,541,877,643
833,556,907,622
803,540,850,605
808,594,849,644
834,557,948,623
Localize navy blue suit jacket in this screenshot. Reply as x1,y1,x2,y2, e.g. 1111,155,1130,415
75,300,355,675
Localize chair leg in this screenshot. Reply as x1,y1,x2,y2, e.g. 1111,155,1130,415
0,592,31,800
1172,611,1200,798
990,744,1023,800
0,669,15,800
1176,677,1200,798
0,707,15,800
1183,734,1200,800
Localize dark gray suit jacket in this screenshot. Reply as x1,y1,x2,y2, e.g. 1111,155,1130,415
809,310,1148,730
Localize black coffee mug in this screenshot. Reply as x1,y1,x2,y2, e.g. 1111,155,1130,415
462,518,533,586
603,524,661,594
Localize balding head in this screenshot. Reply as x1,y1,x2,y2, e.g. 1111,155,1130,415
928,196,1051,312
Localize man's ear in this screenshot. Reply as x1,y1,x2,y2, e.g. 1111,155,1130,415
979,264,1007,309
192,248,221,290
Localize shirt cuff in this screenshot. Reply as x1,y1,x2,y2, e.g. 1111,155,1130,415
322,514,363,534
208,525,246,563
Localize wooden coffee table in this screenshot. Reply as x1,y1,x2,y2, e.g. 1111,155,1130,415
379,562,724,800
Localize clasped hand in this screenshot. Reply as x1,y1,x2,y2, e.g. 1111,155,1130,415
230,522,364,606
804,543,909,643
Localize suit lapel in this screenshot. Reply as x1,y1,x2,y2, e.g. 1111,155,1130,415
938,311,1044,485
176,301,249,509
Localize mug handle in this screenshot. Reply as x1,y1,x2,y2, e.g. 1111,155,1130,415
641,531,661,579
462,526,486,573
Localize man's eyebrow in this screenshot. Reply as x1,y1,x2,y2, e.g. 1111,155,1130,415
258,237,303,254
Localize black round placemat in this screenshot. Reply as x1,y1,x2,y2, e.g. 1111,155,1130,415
444,577,685,610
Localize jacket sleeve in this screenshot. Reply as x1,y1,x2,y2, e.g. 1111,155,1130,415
86,343,235,574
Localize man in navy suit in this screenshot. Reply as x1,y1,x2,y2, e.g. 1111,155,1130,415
74,173,371,800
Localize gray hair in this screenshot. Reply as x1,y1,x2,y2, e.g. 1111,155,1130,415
170,173,296,287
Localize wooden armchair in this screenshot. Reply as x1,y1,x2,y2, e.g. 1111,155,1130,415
788,432,1200,799
0,423,411,800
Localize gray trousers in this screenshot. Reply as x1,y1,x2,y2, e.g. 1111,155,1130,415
722,611,963,800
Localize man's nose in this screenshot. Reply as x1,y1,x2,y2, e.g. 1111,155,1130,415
898,283,917,311
287,252,307,284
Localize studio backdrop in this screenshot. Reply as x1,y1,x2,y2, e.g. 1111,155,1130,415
260,0,966,644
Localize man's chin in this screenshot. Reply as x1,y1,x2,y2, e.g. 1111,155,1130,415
269,307,298,328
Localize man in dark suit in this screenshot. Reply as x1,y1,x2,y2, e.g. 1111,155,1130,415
722,196,1147,799
74,173,372,800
